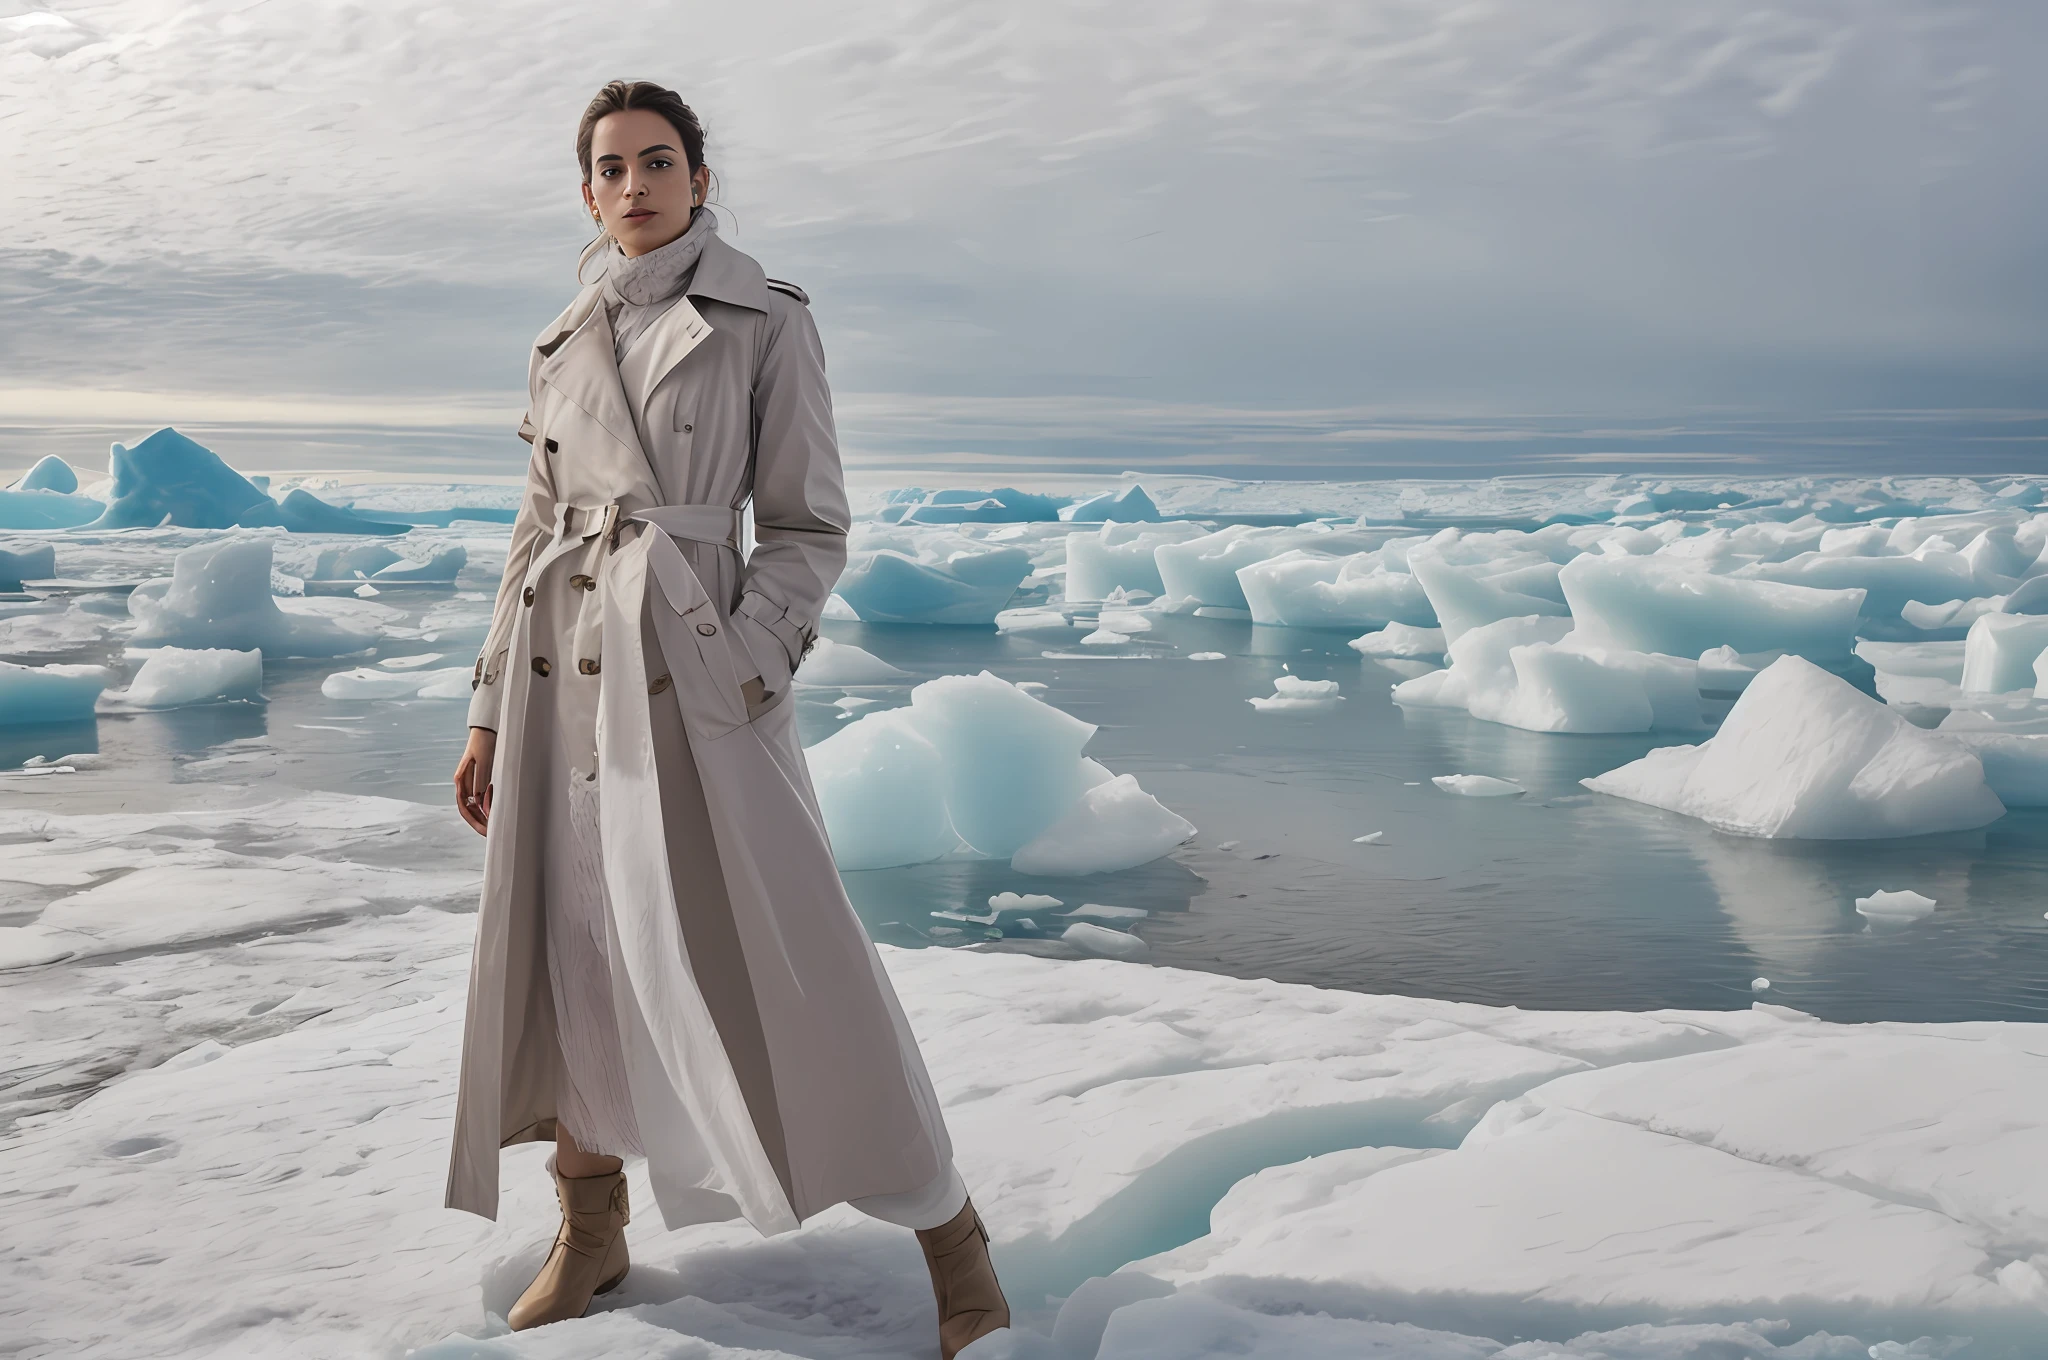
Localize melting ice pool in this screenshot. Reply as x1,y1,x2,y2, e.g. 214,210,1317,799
8,595,2045,1024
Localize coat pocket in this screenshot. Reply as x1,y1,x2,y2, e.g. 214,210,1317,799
642,530,754,739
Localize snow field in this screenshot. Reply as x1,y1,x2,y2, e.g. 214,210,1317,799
6,800,2041,1359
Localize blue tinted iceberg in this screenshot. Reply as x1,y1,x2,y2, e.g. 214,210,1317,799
102,648,264,710
1393,616,1705,734
1959,613,2048,694
1060,483,1160,523
0,661,109,724
1064,522,1207,602
129,540,377,657
0,545,56,591
84,428,403,534
0,488,103,530
1406,547,1568,644
1585,655,2005,838
1237,550,1435,630
1011,773,1195,875
879,487,1069,524
805,708,957,870
14,455,78,493
834,543,1032,624
1155,524,1385,611
1560,555,1864,662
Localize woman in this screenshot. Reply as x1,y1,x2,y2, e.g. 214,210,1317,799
447,80,1008,1356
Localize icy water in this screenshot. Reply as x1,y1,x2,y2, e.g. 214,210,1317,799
10,597,2045,1025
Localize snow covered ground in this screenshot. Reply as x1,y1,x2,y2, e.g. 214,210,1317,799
4,786,2043,1360
6,463,2048,1357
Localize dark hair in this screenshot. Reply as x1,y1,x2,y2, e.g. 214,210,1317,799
576,80,710,189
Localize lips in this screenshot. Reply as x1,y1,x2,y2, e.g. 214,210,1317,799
623,209,654,219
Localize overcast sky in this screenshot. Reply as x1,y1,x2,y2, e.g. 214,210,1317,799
2,0,2044,478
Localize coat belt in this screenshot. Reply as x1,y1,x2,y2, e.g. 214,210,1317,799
560,501,745,675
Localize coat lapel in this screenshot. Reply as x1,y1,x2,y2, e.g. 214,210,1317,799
536,300,647,470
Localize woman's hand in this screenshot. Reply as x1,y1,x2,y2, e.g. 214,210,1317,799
454,726,498,836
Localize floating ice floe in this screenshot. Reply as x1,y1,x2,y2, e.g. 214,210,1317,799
995,607,1073,633
1065,522,1208,601
84,428,405,534
1394,616,1705,734
320,665,472,700
1585,656,2007,838
833,530,1033,624
0,660,109,724
1349,621,1446,660
1960,613,2048,694
1187,651,1225,661
1060,483,1161,523
1559,555,1864,662
1432,774,1524,797
1061,921,1149,959
1247,674,1343,713
128,540,377,657
1237,548,1437,630
1156,523,1385,613
100,647,263,710
1856,889,1938,922
792,636,911,687
806,671,1193,874
875,486,1068,525
1080,628,1130,646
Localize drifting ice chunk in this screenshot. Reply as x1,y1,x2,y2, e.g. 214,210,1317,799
1431,774,1523,797
85,428,404,534
0,544,56,590
1061,921,1149,959
1060,483,1160,523
1959,612,2048,693
1156,524,1382,611
1560,555,1864,661
1237,550,1436,630
103,648,263,710
312,544,401,580
1739,547,1974,619
994,608,1073,633
793,637,911,687
0,487,102,529
13,455,78,493
1080,628,1130,646
1855,889,1937,922
1011,773,1197,876
1064,522,1207,601
806,708,958,870
0,660,108,724
909,671,1100,856
1584,656,2005,838
833,545,1031,624
807,671,1193,873
1407,548,1567,644
128,540,377,657
1393,616,1704,733
1186,651,1225,661
882,487,1068,524
1247,675,1343,713
371,547,466,582
1096,606,1152,634
1349,622,1445,659
320,666,472,700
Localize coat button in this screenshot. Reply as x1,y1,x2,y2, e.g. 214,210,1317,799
648,674,672,695
569,573,596,592
532,657,551,676
682,423,693,433
522,586,535,606
578,658,600,675
696,621,717,636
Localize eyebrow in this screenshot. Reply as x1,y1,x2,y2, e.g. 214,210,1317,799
594,144,678,164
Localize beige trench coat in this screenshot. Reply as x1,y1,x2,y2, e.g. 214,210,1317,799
446,232,952,1234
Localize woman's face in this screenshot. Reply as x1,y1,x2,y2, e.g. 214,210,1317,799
582,108,710,258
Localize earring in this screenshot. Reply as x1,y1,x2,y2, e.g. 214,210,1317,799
589,206,602,225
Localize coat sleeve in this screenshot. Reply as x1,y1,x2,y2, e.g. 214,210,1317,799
731,295,850,700
466,413,557,731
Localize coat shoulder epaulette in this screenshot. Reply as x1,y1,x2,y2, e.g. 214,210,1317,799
764,278,810,306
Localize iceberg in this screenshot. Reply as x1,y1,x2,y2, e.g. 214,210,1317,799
833,545,1032,624
1060,483,1160,523
0,487,103,530
1011,773,1197,876
1155,524,1384,612
878,487,1069,524
320,666,472,700
1349,621,1445,660
369,546,466,583
1060,921,1150,958
1064,523,1207,602
129,540,377,657
83,428,404,534
1247,674,1344,713
1237,549,1436,630
807,671,1192,873
101,648,263,710
1959,612,2048,693
805,709,958,871
1406,546,1568,644
0,660,109,724
1855,889,1938,922
1585,656,2006,838
1560,555,1864,661
1431,773,1524,796
310,544,403,580
0,544,56,591
1738,546,1976,619
12,454,78,493
1393,616,1704,734
792,636,912,687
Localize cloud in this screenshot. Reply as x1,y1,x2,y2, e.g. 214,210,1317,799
0,0,2042,474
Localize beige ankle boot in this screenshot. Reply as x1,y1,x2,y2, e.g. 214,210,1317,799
914,1198,1010,1359
507,1165,631,1331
